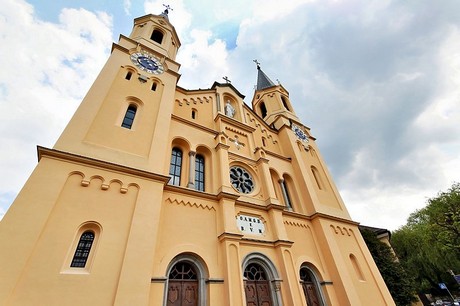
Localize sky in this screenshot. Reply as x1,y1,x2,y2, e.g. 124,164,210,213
0,0,459,231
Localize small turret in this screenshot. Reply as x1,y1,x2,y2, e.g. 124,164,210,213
251,61,299,128
128,6,181,60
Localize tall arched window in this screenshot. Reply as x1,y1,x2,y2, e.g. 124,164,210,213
121,104,137,129
195,154,205,191
169,148,183,186
279,179,293,211
70,231,95,268
260,102,267,118
151,29,164,44
300,267,324,306
281,96,290,111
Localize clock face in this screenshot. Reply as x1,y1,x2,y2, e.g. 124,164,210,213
130,52,164,74
292,124,309,142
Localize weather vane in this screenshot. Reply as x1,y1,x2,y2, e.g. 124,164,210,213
163,4,173,14
253,59,261,69
223,76,231,84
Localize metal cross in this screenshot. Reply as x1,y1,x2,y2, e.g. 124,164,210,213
230,137,243,150
253,59,260,68
163,4,173,14
276,79,281,85
223,76,231,84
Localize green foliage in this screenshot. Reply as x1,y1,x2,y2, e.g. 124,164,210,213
392,183,460,295
361,229,417,306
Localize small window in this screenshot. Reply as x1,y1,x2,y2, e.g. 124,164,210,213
70,231,95,268
151,82,157,91
260,102,267,118
281,96,290,111
192,109,196,119
195,154,205,191
169,148,182,186
151,29,164,44
262,137,266,147
125,71,132,80
121,105,137,129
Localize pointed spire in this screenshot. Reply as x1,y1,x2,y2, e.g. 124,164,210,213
254,60,276,91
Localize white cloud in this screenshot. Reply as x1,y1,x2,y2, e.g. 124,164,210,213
124,0,132,15
0,0,113,219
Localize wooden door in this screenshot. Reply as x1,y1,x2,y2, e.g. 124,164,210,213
244,263,274,306
167,262,199,306
167,281,198,306
301,281,320,306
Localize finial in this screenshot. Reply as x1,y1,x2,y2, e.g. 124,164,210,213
276,79,281,85
253,59,261,69
223,76,231,84
162,4,173,15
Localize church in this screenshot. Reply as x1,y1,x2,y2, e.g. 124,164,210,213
0,9,395,306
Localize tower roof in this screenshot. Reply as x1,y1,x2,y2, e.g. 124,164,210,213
256,65,276,91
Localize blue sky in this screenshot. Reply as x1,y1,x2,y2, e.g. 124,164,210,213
1,0,459,230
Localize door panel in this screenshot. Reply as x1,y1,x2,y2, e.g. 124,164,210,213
167,281,198,306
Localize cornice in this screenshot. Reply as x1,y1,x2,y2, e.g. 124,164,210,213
215,113,256,133
171,114,219,136
37,146,170,184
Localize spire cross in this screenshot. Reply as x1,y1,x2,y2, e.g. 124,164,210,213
163,4,173,14
223,76,231,84
253,59,261,69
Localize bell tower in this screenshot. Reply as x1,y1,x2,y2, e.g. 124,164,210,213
251,61,299,128
54,8,181,174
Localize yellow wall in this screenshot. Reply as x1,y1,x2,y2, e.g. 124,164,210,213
0,12,395,306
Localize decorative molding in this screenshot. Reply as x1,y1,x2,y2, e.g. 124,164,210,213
37,146,171,184
225,126,247,137
151,277,167,283
171,114,219,136
284,220,309,229
175,95,213,107
330,224,352,236
77,173,137,194
165,197,216,211
205,278,225,284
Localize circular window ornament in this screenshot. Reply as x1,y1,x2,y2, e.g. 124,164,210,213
230,166,255,194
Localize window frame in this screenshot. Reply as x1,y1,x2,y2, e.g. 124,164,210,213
121,104,137,129
195,154,205,191
169,147,183,186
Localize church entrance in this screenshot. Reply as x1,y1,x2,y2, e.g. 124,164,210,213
167,262,198,306
244,263,274,306
300,267,321,306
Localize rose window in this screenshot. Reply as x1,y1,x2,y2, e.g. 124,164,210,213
230,166,254,194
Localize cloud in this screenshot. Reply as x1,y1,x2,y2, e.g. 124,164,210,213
0,0,113,219
124,0,132,15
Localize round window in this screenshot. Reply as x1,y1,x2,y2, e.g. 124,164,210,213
230,166,255,194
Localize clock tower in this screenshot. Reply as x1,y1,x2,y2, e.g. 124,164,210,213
0,9,395,306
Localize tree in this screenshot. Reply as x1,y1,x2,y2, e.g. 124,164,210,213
392,183,460,296
360,229,417,306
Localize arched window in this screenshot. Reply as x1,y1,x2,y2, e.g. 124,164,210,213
70,231,95,268
169,148,182,186
300,267,324,306
281,96,290,111
151,82,157,91
311,166,324,190
260,102,267,118
279,179,293,211
121,104,137,129
191,109,196,119
151,29,164,44
195,154,205,191
125,71,132,80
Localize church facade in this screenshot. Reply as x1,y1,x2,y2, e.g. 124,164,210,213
0,10,395,306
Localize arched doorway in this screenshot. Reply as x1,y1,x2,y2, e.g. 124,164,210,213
167,261,198,306
242,253,281,306
300,267,323,306
244,263,273,306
